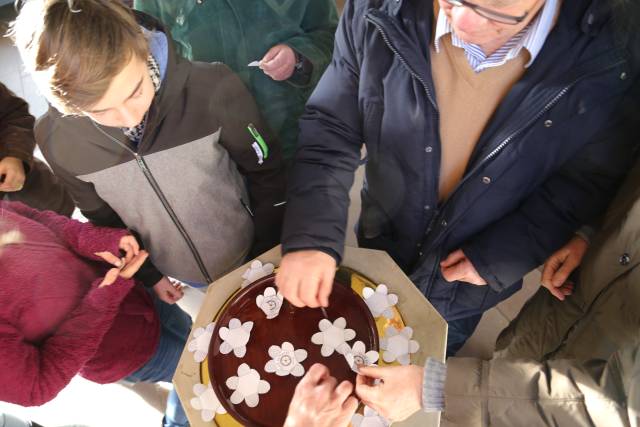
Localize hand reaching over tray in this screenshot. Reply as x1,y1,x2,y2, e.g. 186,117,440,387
276,250,337,308
284,363,358,427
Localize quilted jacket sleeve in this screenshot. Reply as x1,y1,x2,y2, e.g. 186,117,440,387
442,342,640,427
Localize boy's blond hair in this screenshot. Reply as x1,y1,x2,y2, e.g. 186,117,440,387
10,0,149,115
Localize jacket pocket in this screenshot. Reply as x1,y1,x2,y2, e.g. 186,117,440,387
362,101,383,160
359,188,393,240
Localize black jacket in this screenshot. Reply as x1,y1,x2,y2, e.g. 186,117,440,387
282,0,640,321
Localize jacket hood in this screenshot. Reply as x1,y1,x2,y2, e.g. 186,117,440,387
133,11,191,151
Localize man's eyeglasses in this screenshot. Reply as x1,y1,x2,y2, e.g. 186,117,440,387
444,0,530,25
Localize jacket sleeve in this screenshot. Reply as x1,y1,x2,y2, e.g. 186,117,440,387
7,201,127,262
213,64,287,256
463,84,640,292
443,343,640,426
281,0,364,262
0,277,136,406
283,0,339,89
35,122,164,287
0,83,36,172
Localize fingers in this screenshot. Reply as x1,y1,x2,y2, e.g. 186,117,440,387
152,278,184,304
261,49,286,71
341,395,359,417
544,280,574,301
164,282,185,304
552,255,579,288
283,277,305,308
299,274,322,308
357,365,389,380
440,249,466,268
276,251,336,308
299,363,330,388
546,284,566,300
541,249,568,287
318,270,334,308
95,251,123,267
355,377,379,404
333,385,359,426
260,46,279,64
99,268,120,287
319,374,338,392
119,251,149,278
332,380,354,403
0,169,17,192
441,260,467,283
119,236,140,263
561,282,574,295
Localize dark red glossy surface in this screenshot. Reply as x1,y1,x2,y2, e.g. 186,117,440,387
208,274,378,427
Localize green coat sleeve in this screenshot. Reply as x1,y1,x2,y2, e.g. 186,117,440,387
282,0,338,89
442,342,640,427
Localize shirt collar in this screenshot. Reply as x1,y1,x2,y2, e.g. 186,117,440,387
434,0,558,72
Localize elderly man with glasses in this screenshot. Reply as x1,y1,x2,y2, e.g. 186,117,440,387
276,0,640,356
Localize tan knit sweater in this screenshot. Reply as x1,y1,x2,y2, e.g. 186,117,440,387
430,34,528,200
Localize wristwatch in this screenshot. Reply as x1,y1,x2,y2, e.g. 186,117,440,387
294,50,305,71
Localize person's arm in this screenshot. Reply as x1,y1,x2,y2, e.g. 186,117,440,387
35,123,164,287
462,105,640,292
281,0,364,262
0,277,137,406
213,64,287,256
0,83,35,172
275,1,364,308
7,201,128,262
282,1,338,88
443,343,640,426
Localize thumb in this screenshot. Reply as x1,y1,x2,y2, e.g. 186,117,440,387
541,249,567,287
440,249,465,268
441,261,466,283
357,365,391,379
355,377,377,401
547,284,566,301
552,258,577,288
261,46,280,63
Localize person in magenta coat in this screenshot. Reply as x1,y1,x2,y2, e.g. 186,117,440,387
0,201,192,427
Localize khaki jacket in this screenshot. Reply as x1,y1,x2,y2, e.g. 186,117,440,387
441,156,640,426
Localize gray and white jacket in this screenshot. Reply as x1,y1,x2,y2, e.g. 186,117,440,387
36,13,286,286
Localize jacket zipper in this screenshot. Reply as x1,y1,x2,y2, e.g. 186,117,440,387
92,123,214,283
367,11,624,282
366,16,438,111
367,14,443,250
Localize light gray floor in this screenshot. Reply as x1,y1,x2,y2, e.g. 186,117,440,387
0,6,541,424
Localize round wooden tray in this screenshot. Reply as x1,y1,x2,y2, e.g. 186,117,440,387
208,274,379,427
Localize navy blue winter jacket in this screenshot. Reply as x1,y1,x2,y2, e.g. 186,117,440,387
282,0,640,321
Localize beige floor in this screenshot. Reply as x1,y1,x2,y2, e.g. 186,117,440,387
0,7,542,425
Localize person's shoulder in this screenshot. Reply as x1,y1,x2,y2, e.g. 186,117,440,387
35,110,93,153
186,61,243,93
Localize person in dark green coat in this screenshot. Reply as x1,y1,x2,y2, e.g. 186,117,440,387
134,0,338,159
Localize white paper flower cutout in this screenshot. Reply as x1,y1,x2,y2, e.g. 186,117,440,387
380,326,420,365
344,340,379,373
256,287,284,320
225,363,271,408
351,406,391,427
311,317,356,357
219,318,254,358
241,260,275,288
362,284,398,319
187,322,216,363
190,383,227,422
265,342,308,377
